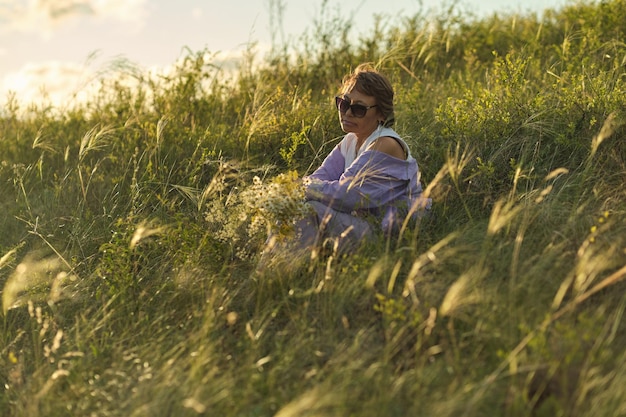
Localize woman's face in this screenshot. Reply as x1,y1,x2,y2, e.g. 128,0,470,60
337,87,382,140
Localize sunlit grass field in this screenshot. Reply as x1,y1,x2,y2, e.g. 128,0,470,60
1,1,625,416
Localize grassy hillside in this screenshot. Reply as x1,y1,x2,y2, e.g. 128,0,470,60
1,1,625,416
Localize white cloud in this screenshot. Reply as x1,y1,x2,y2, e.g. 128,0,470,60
0,0,147,34
0,61,99,110
91,0,147,22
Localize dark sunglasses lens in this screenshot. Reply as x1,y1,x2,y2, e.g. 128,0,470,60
351,104,366,117
335,96,348,113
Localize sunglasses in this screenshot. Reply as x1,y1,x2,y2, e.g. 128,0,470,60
335,96,377,118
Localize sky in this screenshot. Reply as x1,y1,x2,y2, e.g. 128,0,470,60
0,0,574,108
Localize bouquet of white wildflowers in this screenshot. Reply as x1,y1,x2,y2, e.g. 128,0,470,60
240,170,312,238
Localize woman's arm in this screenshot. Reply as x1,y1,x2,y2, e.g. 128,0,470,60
304,150,409,212
306,145,346,182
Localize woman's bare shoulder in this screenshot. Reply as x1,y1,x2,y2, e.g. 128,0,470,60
368,136,407,160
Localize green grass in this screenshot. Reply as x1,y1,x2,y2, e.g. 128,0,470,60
1,1,625,416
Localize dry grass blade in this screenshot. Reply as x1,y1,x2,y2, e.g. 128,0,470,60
564,263,626,317
2,254,71,313
439,266,486,317
156,116,169,148
403,231,460,304
487,199,523,236
129,221,169,249
591,111,624,158
273,388,336,417
0,244,24,271
31,129,56,153
79,124,115,161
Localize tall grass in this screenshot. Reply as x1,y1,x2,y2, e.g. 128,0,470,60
1,0,625,416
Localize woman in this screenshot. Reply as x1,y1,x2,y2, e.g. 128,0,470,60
295,63,431,253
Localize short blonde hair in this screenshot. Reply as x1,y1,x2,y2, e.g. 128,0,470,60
340,63,395,127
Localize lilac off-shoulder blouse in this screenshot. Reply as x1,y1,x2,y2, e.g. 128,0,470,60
304,127,431,233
